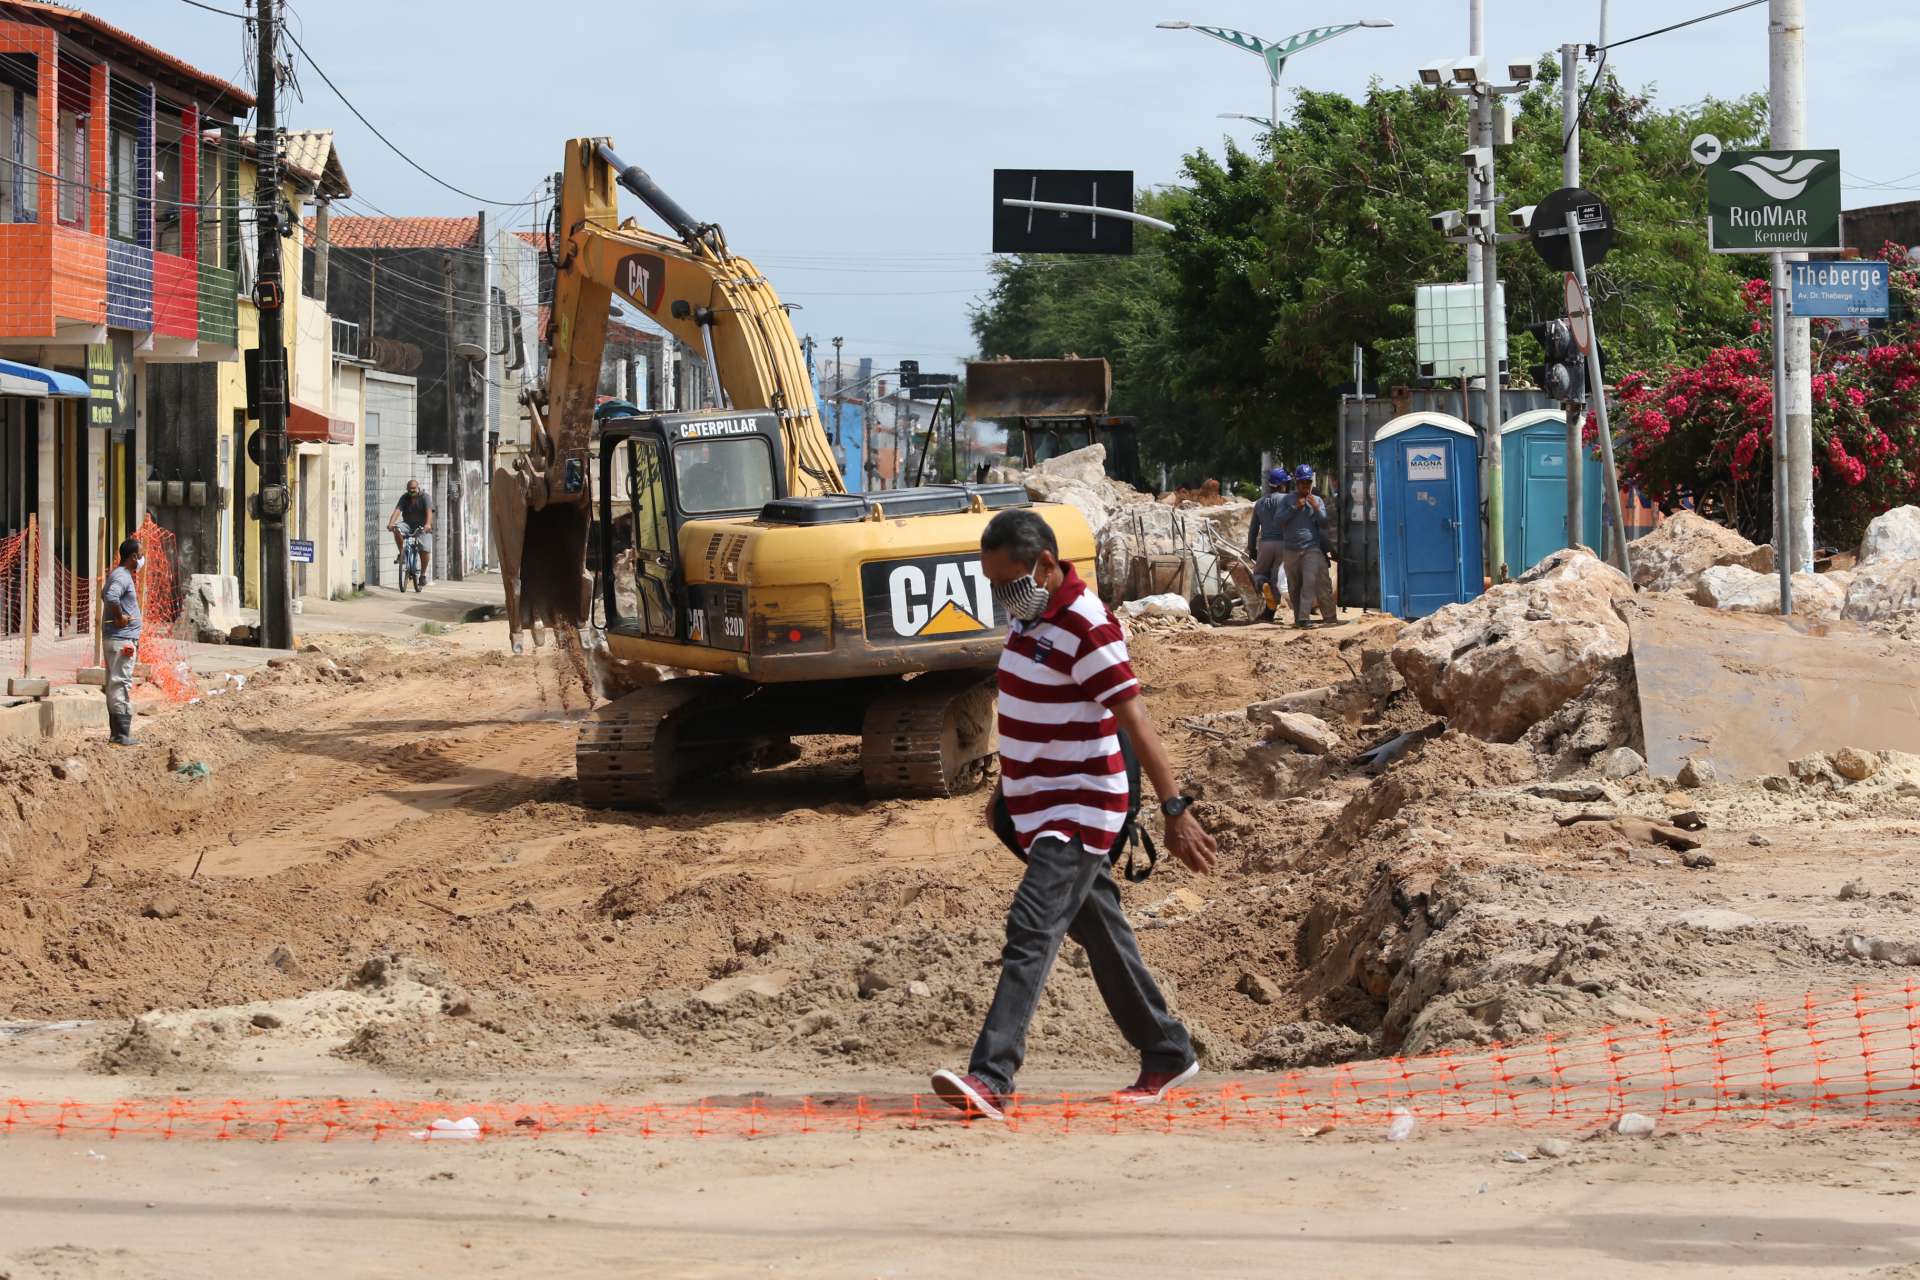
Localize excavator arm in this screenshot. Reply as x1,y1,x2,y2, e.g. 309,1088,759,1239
497,137,844,653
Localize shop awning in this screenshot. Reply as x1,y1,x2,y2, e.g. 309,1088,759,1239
0,358,89,399
289,401,355,445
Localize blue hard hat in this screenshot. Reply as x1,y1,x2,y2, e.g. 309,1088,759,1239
1293,464,1316,482
1267,467,1288,486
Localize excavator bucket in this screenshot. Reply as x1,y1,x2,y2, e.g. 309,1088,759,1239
964,358,1112,420
1630,597,1920,780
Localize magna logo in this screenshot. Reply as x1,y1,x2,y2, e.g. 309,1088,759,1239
860,554,1002,643
1406,447,1448,482
616,252,667,313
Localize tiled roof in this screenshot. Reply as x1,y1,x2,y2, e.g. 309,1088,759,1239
5,2,253,111
515,230,552,252
535,305,660,347
315,216,481,250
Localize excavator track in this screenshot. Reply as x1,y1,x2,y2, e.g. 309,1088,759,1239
860,671,998,799
576,676,752,810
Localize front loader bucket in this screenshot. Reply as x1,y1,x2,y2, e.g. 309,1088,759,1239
964,358,1112,419
1629,597,1920,781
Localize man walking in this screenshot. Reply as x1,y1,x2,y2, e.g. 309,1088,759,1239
932,509,1218,1121
387,479,432,583
1246,466,1292,620
1271,465,1336,629
100,537,143,746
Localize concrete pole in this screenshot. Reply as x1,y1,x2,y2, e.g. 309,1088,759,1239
1480,129,1505,581
1770,0,1812,570
1561,43,1584,554
1466,0,1485,281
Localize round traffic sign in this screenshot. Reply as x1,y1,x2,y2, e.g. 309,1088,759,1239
1529,187,1615,273
1565,273,1591,355
1690,133,1724,167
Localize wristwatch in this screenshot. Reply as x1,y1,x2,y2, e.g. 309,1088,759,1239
1160,795,1193,819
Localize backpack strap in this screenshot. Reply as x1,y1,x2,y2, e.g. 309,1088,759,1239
1119,826,1158,883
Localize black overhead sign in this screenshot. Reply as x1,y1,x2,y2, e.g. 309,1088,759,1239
992,169,1135,255
1529,186,1615,272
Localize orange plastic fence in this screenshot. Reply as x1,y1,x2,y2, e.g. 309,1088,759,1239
5,983,1917,1143
0,516,195,701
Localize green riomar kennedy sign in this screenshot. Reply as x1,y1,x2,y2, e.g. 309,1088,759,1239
1707,149,1842,254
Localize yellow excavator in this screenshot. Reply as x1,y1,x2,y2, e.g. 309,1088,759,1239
492,138,1095,808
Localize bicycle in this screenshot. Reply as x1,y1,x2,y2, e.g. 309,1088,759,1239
396,523,427,593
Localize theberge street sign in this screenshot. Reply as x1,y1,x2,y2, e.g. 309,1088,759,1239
1707,149,1841,254
1789,260,1889,319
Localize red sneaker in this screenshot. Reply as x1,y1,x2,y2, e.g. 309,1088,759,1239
931,1069,1007,1121
1114,1060,1199,1104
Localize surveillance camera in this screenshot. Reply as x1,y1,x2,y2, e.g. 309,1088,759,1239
1507,59,1535,83
1465,207,1492,230
1450,56,1485,85
1508,204,1536,231
1419,60,1455,87
1459,145,1493,172
1429,209,1465,233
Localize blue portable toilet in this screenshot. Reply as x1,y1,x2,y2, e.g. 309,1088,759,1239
1501,408,1604,574
1373,413,1483,619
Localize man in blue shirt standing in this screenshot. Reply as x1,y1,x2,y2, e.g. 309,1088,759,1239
1245,465,1336,628
100,538,143,746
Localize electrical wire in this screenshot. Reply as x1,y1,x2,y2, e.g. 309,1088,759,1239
1602,0,1767,51
277,26,537,210
174,0,251,17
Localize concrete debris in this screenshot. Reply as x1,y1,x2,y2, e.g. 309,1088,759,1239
1838,880,1872,901
1392,550,1634,743
1630,512,1773,593
1841,558,1920,622
140,896,181,920
1611,1112,1657,1137
1251,709,1340,756
1748,833,1772,847
1844,933,1920,965
1536,1138,1573,1158
1691,564,1847,620
1500,1150,1532,1164
1857,504,1920,567
1680,851,1716,869
50,757,88,783
1676,757,1716,789
1525,781,1612,803
1600,747,1646,779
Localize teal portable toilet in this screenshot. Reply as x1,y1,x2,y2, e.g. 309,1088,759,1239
1500,408,1604,574
1373,413,1482,619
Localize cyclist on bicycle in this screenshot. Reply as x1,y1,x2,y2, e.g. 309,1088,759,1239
388,479,433,583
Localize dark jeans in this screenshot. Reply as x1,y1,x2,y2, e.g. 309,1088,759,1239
968,835,1193,1095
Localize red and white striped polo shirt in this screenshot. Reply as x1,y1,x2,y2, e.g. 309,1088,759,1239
996,561,1139,855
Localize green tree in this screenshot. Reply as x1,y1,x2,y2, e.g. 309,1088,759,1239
970,65,1768,482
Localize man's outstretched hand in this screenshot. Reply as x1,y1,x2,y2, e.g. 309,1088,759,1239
1165,810,1217,875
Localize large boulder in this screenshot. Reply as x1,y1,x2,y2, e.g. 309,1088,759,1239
1630,511,1773,593
1692,564,1848,620
1391,549,1633,743
1843,559,1920,622
1858,505,1920,567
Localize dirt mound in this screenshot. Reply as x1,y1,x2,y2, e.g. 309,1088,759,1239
91,1015,230,1076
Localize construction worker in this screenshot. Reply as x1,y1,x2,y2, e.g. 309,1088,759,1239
1278,465,1337,629
99,537,143,746
1245,466,1292,622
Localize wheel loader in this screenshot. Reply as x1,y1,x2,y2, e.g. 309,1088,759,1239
491,138,1094,807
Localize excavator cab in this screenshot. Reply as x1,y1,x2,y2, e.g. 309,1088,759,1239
596,408,784,647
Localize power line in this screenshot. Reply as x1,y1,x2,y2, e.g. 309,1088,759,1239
277,26,537,210
1602,0,1767,51
173,0,251,17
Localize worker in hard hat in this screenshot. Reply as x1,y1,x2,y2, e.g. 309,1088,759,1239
1278,465,1337,628
1244,466,1293,622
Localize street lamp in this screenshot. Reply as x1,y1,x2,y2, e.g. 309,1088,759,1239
1158,18,1394,127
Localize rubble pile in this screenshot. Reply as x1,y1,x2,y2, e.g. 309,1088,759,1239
1629,511,1774,593
1391,549,1634,744
1000,444,1254,610
1843,505,1920,622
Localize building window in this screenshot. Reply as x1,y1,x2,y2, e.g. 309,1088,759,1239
57,107,87,228
155,112,182,256
110,125,136,242
198,138,222,266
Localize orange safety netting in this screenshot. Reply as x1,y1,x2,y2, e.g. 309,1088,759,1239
0,516,195,701
5,982,1917,1143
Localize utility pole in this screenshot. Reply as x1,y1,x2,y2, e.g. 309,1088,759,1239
1466,0,1485,283
1468,0,1506,580
1770,0,1812,572
253,0,293,649
1560,41,1584,553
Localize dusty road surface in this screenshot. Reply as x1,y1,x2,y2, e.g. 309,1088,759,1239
4,605,1920,1277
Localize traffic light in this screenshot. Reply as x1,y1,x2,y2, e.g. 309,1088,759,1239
1524,319,1586,404
898,359,920,394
